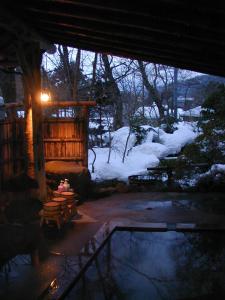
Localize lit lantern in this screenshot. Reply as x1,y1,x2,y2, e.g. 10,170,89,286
40,91,51,102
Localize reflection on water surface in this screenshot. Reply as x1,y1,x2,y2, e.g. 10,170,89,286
67,230,225,300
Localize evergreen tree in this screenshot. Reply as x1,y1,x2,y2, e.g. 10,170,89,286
183,84,225,164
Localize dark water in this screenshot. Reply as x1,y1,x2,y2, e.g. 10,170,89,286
67,230,225,300
126,193,225,215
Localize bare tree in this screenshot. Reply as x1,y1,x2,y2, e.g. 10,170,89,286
138,61,165,119
101,54,123,130
58,45,74,99
173,67,178,119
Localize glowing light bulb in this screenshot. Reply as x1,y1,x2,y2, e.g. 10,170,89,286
40,92,50,102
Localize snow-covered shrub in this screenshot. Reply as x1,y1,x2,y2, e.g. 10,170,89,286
130,115,157,146
160,115,177,133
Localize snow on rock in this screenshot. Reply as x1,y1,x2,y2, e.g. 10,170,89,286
111,127,136,155
144,130,155,143
159,122,197,155
195,164,225,184
130,142,169,158
210,164,225,173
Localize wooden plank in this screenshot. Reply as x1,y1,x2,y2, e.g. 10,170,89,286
3,101,96,109
43,138,84,142
45,157,83,161
3,102,23,108
44,118,84,123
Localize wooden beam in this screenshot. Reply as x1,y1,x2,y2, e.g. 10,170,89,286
40,26,225,67
42,101,96,107
52,0,225,17
25,7,225,46
3,102,23,109
34,20,225,56
45,36,225,76
23,1,225,35
2,101,96,109
17,41,47,201
0,4,55,52
44,33,220,68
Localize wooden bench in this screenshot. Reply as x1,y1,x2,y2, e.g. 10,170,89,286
129,163,210,186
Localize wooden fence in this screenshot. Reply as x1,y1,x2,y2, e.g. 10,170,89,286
43,117,87,165
0,119,25,189
0,115,87,188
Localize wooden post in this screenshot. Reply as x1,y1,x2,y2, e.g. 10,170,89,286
17,42,46,201
82,106,89,169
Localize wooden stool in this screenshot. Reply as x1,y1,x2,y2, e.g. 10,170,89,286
53,191,63,197
61,192,77,216
40,202,62,229
52,197,69,221
53,189,74,198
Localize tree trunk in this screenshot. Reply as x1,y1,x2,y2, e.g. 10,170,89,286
74,49,81,101
82,106,89,169
101,54,123,130
91,53,98,98
173,67,178,119
138,60,164,119
122,128,131,163
58,45,74,99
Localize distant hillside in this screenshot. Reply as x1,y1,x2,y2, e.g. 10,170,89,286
177,74,225,99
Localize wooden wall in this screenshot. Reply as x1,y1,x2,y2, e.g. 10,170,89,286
0,119,25,189
0,115,87,188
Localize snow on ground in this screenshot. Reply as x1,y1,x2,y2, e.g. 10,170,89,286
89,147,159,181
130,142,169,158
89,122,198,181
